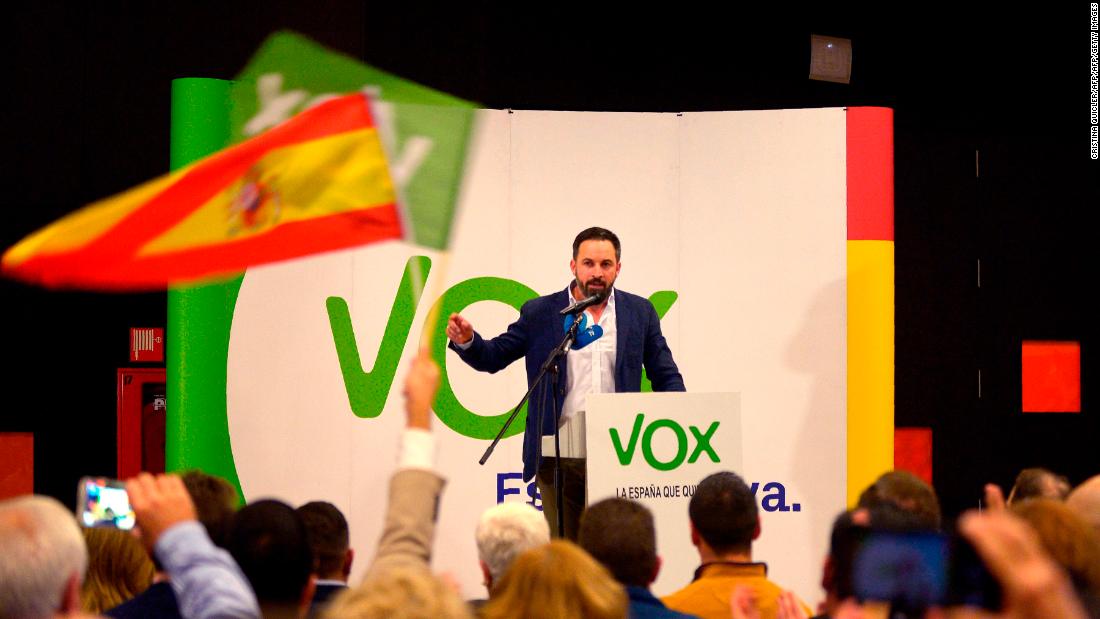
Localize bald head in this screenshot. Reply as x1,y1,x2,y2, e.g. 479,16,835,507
0,496,88,619
1067,475,1100,534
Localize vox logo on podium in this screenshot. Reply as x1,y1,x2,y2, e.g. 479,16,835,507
609,413,720,471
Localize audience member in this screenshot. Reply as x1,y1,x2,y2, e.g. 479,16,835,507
297,501,353,615
0,495,89,619
480,539,628,619
1010,498,1100,614
80,527,155,613
856,470,941,530
955,509,1090,619
474,502,549,600
126,472,261,619
579,497,699,618
324,350,471,618
107,470,239,618
323,565,473,619
179,470,240,547
228,499,316,619
1067,474,1100,534
1006,467,1070,504
662,471,809,619
812,503,931,619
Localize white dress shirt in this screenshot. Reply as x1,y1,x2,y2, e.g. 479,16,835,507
542,287,617,458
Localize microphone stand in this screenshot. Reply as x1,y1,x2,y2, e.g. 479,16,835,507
480,311,585,538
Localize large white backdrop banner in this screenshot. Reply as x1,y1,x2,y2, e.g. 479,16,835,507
227,108,847,603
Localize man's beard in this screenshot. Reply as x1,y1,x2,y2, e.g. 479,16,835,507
576,276,613,300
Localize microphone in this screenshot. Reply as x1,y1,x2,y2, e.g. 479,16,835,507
562,313,604,349
560,290,607,315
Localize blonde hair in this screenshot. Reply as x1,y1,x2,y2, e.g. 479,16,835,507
481,540,627,619
80,527,155,613
324,565,472,619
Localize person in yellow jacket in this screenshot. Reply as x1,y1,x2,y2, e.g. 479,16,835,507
662,472,811,619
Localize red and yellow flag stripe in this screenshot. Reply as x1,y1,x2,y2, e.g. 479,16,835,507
3,93,400,289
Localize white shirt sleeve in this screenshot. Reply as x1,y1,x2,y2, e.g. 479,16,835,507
398,427,436,471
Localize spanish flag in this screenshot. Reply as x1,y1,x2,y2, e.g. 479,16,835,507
2,93,401,290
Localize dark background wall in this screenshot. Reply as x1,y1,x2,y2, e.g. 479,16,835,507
2,5,1094,520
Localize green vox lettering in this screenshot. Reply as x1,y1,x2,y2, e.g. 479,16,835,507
610,413,645,465
326,256,432,418
327,255,680,440
609,413,721,471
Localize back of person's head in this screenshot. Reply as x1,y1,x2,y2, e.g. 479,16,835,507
228,499,313,607
0,495,88,619
578,498,657,588
688,471,758,554
80,527,155,613
857,470,941,529
297,501,351,580
480,540,627,619
181,470,238,548
1011,498,1100,599
323,565,473,619
475,502,549,588
1067,474,1100,534
1007,467,1070,504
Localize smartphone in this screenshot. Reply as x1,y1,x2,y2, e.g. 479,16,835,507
76,476,136,530
851,530,1002,613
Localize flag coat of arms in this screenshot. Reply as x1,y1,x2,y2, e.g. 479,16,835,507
2,93,400,289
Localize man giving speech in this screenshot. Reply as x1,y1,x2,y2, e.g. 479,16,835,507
447,227,685,539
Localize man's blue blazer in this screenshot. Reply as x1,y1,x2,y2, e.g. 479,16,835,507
449,287,685,481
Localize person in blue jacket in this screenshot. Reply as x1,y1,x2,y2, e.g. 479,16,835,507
448,226,685,539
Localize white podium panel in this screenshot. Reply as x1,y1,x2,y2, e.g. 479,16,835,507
586,392,741,596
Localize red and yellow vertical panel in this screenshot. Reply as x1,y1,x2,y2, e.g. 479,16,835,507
847,107,895,504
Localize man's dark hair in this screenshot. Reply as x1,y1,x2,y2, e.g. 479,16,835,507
149,471,239,572
857,470,941,530
572,227,621,261
296,501,350,577
578,498,656,587
688,471,757,554
228,499,313,605
181,470,239,548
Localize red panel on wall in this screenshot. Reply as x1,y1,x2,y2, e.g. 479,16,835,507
118,368,167,479
846,107,894,241
0,432,34,499
1022,341,1081,413
894,427,933,486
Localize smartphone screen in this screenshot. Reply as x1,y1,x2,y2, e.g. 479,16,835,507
852,531,948,611
77,477,136,530
851,530,1001,612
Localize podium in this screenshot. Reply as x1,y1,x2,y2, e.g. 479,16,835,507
586,392,742,596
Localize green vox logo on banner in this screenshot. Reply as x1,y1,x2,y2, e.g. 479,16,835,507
609,413,721,471
325,255,681,440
